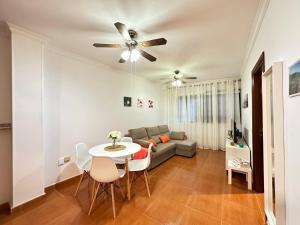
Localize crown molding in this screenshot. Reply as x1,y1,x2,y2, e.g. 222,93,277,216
6,22,152,80
45,43,126,73
7,22,48,44
240,0,270,75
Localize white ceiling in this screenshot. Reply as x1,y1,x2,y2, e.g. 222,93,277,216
0,0,259,81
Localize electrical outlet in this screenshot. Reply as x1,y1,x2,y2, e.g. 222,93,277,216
64,156,71,163
58,158,64,166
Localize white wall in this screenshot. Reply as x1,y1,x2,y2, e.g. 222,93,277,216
241,0,300,224
0,29,12,205
3,23,164,207
43,48,164,186
10,27,45,207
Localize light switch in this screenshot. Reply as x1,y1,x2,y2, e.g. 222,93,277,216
58,158,64,166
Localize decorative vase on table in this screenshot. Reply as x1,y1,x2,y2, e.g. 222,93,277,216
107,131,122,149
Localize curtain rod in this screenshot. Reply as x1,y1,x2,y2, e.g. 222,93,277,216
165,77,241,89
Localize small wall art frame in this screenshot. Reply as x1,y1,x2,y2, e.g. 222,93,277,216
123,96,132,107
289,59,300,97
243,93,248,108
148,100,154,108
137,98,143,108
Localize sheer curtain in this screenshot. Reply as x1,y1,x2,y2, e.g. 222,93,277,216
165,78,241,150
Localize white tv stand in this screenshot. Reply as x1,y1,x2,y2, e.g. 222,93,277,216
225,137,250,171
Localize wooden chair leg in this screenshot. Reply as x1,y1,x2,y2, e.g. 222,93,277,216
145,170,150,185
88,182,100,215
74,171,85,196
144,170,151,197
111,183,116,219
91,179,96,202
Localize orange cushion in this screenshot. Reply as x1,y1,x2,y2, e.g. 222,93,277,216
148,138,157,146
159,135,170,143
133,147,148,159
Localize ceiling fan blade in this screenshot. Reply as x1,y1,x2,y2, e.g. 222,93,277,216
114,22,132,41
183,76,197,80
119,58,126,63
163,80,171,84
138,49,156,62
140,38,167,47
93,43,121,48
159,77,172,80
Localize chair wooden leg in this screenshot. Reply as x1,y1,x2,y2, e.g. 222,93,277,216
144,171,151,197
145,170,150,185
125,158,131,200
111,183,116,219
91,179,96,202
74,171,85,196
88,182,100,215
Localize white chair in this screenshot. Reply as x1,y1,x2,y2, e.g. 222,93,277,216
128,143,153,197
88,156,125,217
114,136,133,164
74,143,92,196
120,136,133,142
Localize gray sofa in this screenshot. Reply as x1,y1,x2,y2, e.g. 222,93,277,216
128,125,197,169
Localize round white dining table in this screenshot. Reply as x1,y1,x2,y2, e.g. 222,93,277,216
89,142,141,200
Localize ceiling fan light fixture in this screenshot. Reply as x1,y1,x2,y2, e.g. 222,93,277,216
172,79,182,87
130,49,140,62
176,80,182,86
121,50,130,60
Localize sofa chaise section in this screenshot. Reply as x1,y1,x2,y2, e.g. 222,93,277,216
128,125,197,169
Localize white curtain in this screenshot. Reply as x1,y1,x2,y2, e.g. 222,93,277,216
166,79,241,150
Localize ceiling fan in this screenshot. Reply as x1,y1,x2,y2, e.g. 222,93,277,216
162,70,197,86
93,22,167,63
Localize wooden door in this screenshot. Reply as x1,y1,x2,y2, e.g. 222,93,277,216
251,52,265,193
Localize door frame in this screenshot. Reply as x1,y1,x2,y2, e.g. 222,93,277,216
262,62,286,225
252,52,265,192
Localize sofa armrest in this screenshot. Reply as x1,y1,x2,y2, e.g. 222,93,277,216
134,139,158,152
170,131,186,140
134,139,149,148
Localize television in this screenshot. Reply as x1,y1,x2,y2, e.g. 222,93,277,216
231,119,238,143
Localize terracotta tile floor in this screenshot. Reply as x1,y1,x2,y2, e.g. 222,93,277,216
0,149,265,225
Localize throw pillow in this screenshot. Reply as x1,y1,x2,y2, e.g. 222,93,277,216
159,135,170,143
151,135,161,144
133,147,148,159
148,138,157,146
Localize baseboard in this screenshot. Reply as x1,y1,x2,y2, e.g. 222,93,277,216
45,174,81,192
11,193,46,213
0,202,10,215
9,174,81,214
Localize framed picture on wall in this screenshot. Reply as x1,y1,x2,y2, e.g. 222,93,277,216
148,100,154,108
123,96,132,107
289,60,300,97
243,94,248,108
137,98,143,108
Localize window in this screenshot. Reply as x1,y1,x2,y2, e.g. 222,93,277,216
218,94,226,123
177,94,227,123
